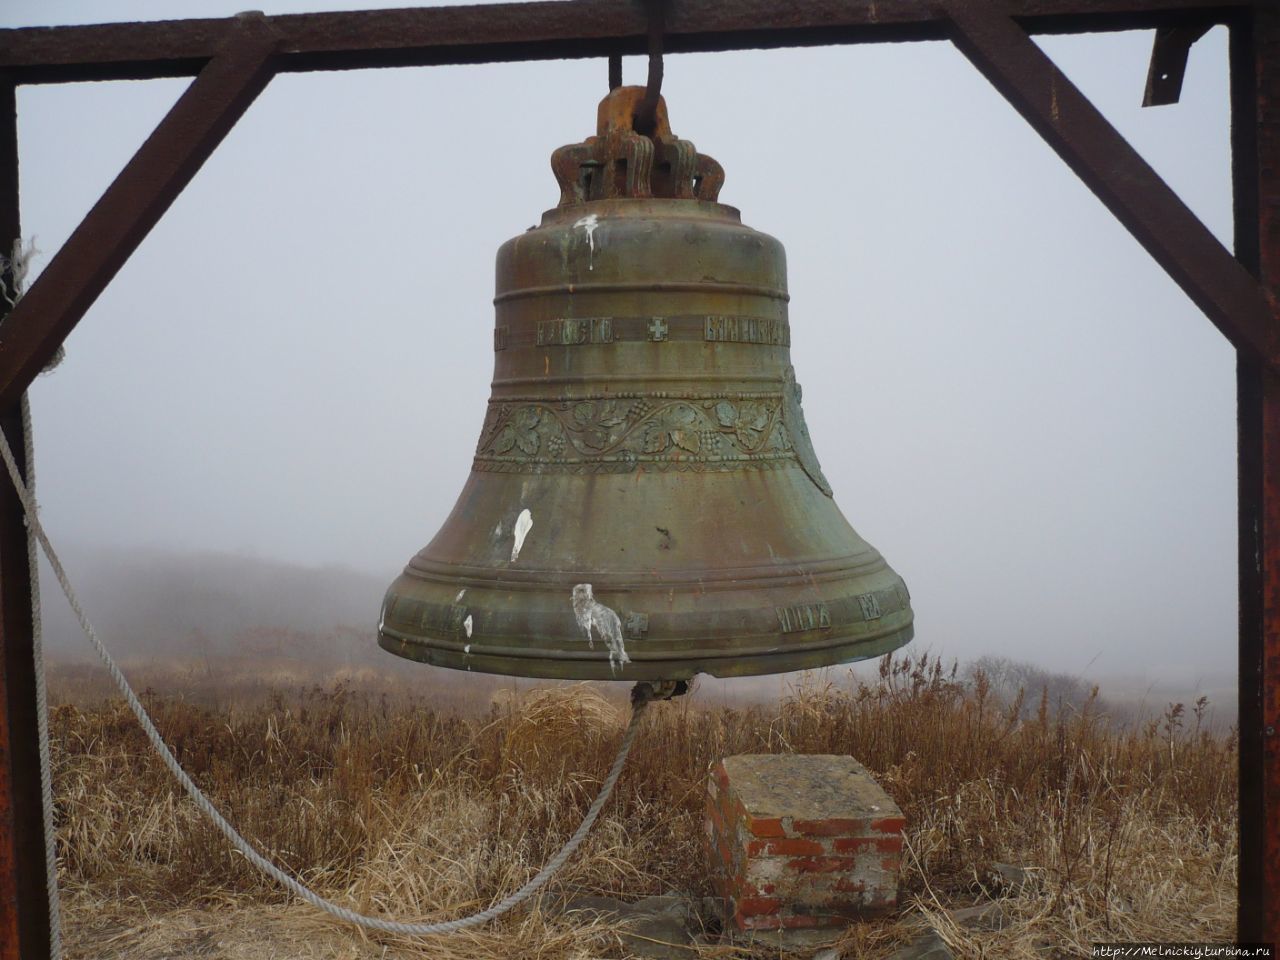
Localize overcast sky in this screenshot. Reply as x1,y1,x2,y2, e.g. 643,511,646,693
0,1,1238,687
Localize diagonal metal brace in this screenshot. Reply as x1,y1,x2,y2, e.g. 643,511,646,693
1143,21,1211,106
0,13,280,408
940,0,1280,372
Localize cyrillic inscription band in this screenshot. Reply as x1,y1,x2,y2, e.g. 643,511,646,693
536,317,614,346
705,316,790,345
857,593,883,621
504,315,790,349
775,603,832,633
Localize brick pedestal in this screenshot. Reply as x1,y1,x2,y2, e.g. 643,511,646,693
704,754,904,935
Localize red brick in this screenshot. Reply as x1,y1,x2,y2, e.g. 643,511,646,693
712,762,731,794
717,787,734,823
724,846,744,880
704,755,905,936
710,817,726,839
834,877,868,894
735,896,783,917
700,834,715,867
823,900,875,917
780,915,822,929
793,817,870,836
726,795,748,829
708,845,733,880
720,786,744,825
706,797,728,836
786,856,859,873
822,897,897,919
832,836,902,855
746,837,824,857
871,816,906,834
745,815,786,838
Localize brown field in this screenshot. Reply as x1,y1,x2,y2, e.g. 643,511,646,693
46,652,1237,959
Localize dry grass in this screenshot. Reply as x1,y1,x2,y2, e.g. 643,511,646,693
47,653,1237,958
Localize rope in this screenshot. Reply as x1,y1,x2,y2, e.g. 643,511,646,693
21,393,63,959
0,420,649,937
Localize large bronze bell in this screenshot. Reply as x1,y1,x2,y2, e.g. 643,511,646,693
379,88,913,681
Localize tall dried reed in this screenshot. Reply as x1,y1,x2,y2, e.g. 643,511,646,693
49,652,1236,958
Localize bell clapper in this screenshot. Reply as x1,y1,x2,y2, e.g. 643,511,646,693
632,679,689,704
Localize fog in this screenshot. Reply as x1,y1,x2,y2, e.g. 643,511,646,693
3,2,1237,696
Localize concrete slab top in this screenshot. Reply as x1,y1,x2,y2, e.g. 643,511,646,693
721,754,902,822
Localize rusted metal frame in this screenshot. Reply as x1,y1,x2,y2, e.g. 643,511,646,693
0,0,1269,945
0,14,281,412
1233,4,1280,940
1143,20,1212,105
941,0,1280,375
0,74,46,960
0,0,1249,85
0,18,282,951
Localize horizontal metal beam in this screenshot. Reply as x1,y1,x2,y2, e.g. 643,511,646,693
943,0,1280,371
0,0,1251,84
0,14,279,410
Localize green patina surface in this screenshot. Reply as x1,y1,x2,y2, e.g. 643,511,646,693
379,91,913,681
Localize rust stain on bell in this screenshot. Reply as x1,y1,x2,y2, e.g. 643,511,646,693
379,87,914,680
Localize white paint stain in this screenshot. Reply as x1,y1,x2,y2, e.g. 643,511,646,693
571,583,630,673
573,213,600,270
511,508,533,562
464,615,473,639
455,589,467,603
464,643,472,655
494,521,504,538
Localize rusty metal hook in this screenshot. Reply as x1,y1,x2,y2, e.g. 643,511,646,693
633,0,665,136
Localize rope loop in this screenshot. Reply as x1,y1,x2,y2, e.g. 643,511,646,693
0,417,650,938
20,394,63,959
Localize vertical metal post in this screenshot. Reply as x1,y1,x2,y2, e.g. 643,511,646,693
1233,3,1280,941
0,75,49,960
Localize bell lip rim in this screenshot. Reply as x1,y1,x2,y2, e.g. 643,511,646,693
375,625,915,681
378,613,913,662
